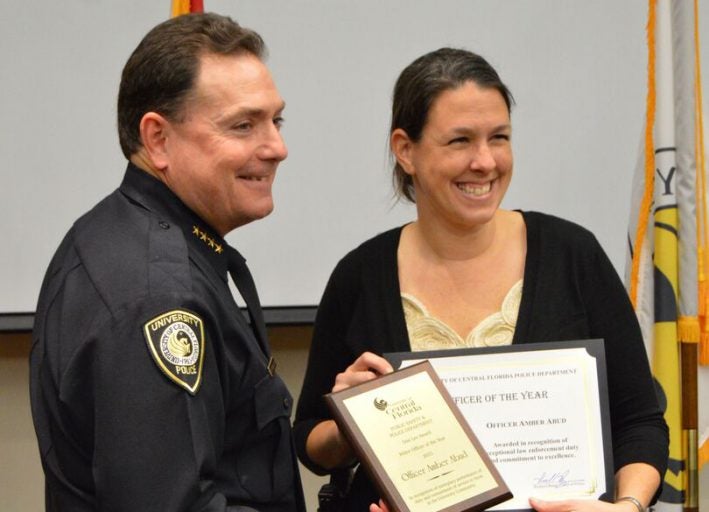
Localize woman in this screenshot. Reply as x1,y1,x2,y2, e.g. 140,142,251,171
293,48,668,512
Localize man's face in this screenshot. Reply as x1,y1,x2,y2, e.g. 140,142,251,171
160,52,287,235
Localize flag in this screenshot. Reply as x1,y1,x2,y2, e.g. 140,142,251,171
171,0,203,17
626,0,708,510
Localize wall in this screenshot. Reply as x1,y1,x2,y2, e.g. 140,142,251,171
0,0,668,312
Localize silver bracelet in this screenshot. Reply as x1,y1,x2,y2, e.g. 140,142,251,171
616,496,644,512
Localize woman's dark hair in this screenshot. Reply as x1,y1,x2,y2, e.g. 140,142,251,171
391,48,514,202
117,13,265,159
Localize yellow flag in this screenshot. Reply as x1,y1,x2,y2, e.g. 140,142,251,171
626,0,707,509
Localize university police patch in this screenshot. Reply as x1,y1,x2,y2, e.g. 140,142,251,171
143,309,205,395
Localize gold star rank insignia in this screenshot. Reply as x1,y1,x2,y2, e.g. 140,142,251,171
143,309,205,395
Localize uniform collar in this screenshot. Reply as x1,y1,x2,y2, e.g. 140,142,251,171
119,162,228,281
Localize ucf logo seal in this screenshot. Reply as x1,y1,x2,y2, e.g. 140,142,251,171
143,309,205,395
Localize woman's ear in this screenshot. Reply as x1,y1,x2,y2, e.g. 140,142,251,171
391,128,415,176
138,112,171,171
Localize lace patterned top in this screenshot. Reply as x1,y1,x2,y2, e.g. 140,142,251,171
402,279,523,351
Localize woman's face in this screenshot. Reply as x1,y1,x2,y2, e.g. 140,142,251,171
395,81,513,231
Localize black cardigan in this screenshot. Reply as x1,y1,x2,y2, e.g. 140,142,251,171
294,211,668,509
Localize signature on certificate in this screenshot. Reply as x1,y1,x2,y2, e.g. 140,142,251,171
532,470,585,488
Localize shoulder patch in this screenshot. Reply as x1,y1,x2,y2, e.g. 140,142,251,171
143,309,205,395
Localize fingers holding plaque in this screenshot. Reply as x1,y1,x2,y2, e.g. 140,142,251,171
324,361,512,512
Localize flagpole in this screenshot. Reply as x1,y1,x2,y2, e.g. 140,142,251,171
675,0,703,509
631,1,705,508
681,342,698,512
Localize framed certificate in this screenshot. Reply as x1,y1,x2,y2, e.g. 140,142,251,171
325,360,513,512
386,340,614,511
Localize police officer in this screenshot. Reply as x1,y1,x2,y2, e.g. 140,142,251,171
30,13,305,512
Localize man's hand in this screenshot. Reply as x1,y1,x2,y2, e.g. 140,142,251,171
529,497,639,512
369,498,390,512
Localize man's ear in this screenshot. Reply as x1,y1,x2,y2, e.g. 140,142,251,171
139,112,171,171
390,128,415,176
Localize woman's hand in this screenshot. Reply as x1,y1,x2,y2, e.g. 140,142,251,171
529,497,639,512
373,492,639,512
333,351,394,392
305,352,394,469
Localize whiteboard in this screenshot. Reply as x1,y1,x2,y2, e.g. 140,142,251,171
2,0,706,313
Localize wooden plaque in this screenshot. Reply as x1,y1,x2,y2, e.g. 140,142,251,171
325,360,512,512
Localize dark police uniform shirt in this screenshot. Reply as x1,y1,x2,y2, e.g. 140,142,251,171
30,163,305,512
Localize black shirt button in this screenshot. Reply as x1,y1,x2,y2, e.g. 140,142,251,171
159,221,170,229
283,398,290,409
